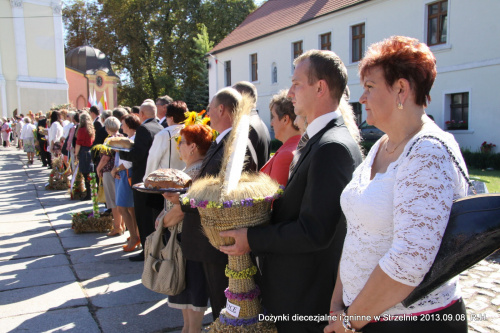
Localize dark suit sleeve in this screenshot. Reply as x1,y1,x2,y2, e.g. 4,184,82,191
119,126,149,163
248,142,355,254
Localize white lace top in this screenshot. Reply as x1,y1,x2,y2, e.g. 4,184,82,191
340,125,468,315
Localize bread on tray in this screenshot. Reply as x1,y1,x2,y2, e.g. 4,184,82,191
144,168,192,189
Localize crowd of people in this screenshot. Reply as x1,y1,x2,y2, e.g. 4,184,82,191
3,36,470,333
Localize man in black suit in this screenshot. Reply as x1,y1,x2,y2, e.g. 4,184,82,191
165,88,257,321
36,113,51,167
155,95,173,128
89,106,102,132
233,81,271,170
221,50,363,332
119,100,163,261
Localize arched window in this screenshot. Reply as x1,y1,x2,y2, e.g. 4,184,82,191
271,63,278,84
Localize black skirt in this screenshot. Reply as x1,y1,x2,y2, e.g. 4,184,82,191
78,146,94,174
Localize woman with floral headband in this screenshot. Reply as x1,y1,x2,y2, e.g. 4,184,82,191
158,114,214,333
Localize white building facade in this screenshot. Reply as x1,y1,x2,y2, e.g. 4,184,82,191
208,0,500,150
0,0,68,118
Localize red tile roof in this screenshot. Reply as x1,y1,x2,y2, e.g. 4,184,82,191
210,0,369,54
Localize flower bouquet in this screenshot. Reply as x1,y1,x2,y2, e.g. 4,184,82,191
71,173,113,233
480,141,496,154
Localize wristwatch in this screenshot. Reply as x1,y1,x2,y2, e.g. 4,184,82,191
342,307,363,333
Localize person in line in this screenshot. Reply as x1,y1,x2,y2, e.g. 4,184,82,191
20,117,36,164
220,50,363,332
36,113,51,167
96,116,124,236
75,111,95,201
164,88,258,321
1,117,11,148
161,123,213,333
119,100,163,262
324,36,469,333
144,101,187,219
48,110,64,162
68,112,80,173
61,111,76,166
112,113,141,252
260,90,301,186
232,81,271,170
155,95,173,128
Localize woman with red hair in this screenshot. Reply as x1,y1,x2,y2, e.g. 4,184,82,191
159,123,213,333
325,36,468,333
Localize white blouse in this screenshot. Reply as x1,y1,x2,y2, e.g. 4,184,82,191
20,123,36,140
340,124,468,315
48,121,64,152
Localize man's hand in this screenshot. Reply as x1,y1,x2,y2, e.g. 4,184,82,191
219,228,250,256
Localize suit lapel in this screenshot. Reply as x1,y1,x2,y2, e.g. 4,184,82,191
287,117,344,183
199,134,228,176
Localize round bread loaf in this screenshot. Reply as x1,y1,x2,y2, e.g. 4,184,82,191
144,168,192,189
106,137,133,149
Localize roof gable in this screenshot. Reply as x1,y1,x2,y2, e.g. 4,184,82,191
210,0,369,54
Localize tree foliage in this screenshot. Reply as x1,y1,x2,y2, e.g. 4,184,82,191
63,0,256,110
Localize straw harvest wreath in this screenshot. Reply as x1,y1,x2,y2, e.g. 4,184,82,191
181,94,280,332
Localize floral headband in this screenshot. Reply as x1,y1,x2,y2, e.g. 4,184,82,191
175,110,218,149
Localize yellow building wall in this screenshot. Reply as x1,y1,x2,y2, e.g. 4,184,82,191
0,2,19,117
24,3,57,79
20,87,67,113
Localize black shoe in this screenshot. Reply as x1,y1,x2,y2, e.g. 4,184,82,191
47,166,52,169
42,164,47,167
104,208,112,214
128,251,144,262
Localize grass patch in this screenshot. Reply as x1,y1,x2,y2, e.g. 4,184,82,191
468,168,500,193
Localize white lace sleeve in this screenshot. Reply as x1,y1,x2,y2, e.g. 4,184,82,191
378,138,462,286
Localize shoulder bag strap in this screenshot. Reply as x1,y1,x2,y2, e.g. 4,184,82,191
168,129,171,169
406,135,477,195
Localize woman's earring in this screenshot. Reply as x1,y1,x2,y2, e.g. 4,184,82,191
397,101,404,110
190,151,193,155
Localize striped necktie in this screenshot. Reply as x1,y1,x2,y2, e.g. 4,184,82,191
288,132,309,177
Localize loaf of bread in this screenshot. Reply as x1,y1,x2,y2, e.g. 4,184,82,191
105,137,133,149
144,168,192,189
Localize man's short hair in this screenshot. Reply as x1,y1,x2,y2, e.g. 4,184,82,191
294,50,348,103
131,106,140,114
113,107,127,121
101,109,112,121
140,100,157,118
214,88,242,114
156,95,173,106
89,106,100,116
232,81,257,105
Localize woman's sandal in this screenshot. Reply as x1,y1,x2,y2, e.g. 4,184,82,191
123,240,141,252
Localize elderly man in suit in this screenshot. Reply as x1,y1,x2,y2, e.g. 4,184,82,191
232,81,271,170
155,95,173,128
164,87,257,321
221,50,363,332
119,100,163,262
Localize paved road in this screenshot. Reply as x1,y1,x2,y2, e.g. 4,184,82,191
0,147,498,332
0,147,212,332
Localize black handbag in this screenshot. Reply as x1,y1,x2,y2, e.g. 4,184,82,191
402,135,500,307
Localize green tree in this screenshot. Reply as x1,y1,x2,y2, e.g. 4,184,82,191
63,0,258,108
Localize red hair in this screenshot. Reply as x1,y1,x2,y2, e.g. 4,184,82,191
180,124,213,156
359,36,436,107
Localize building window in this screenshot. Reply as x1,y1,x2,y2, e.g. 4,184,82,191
446,92,469,130
250,54,258,82
271,63,278,84
293,41,303,60
351,23,365,63
427,0,448,46
224,61,231,87
350,102,363,126
320,33,331,50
